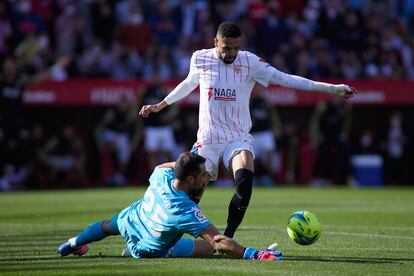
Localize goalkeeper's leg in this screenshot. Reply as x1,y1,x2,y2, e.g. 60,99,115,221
57,214,120,257
74,214,120,246
162,239,214,258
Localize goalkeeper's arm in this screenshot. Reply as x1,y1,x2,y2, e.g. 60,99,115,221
199,225,282,260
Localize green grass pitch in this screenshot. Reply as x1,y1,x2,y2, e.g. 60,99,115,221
1,187,413,275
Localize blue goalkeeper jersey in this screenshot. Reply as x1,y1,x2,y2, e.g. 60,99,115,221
117,168,211,258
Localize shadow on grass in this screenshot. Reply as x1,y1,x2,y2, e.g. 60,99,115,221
1,255,126,262
285,255,413,264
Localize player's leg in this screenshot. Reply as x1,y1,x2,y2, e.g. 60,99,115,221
57,214,120,257
190,143,221,203
222,139,255,238
164,239,214,258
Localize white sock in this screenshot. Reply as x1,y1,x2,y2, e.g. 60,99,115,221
68,237,77,248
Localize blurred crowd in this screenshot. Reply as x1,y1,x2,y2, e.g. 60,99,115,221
1,0,414,190
0,0,414,81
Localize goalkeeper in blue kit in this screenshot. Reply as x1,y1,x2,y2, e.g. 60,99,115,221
57,152,282,261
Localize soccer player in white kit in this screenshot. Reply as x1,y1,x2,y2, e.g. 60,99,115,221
140,22,357,238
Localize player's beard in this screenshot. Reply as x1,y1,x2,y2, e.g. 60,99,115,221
189,186,204,198
223,57,236,64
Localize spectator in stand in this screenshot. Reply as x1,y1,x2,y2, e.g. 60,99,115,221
141,70,179,170
176,0,204,40
316,0,346,47
0,2,12,59
89,0,116,48
143,45,175,81
246,0,268,27
109,42,142,80
95,95,142,186
285,31,307,75
270,52,290,73
116,2,153,57
254,3,292,60
336,9,363,52
54,2,87,57
30,0,53,35
173,38,192,79
212,0,243,26
339,50,363,79
356,129,380,155
310,96,352,185
78,39,113,77
16,29,57,76
9,0,46,45
40,125,86,188
383,111,407,185
293,49,318,79
148,0,180,48
312,42,341,78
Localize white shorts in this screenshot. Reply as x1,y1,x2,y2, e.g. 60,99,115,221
145,126,176,152
191,137,255,181
252,130,276,160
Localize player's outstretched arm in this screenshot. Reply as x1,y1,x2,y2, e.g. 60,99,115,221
269,67,358,99
199,225,282,260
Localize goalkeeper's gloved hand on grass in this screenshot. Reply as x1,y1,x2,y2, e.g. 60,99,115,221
243,246,282,261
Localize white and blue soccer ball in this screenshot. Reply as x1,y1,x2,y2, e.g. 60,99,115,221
287,210,321,245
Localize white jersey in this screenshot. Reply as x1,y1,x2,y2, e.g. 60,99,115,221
164,48,340,146
166,48,273,145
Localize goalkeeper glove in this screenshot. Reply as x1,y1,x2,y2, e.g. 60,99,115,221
243,247,282,261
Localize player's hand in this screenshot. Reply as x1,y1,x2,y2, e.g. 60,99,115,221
139,104,159,117
255,249,283,261
333,84,358,99
243,246,282,261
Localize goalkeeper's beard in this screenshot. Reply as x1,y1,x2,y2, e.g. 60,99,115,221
189,186,204,198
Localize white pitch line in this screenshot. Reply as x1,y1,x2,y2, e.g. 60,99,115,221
215,226,414,241
325,231,414,240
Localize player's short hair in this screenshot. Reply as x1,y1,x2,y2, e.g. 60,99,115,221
217,21,241,38
175,152,206,181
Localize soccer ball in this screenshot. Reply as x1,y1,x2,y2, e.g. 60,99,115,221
287,210,321,245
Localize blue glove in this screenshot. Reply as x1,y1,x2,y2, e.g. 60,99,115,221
243,247,282,261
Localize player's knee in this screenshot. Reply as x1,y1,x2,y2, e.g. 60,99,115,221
234,169,253,203
102,218,119,235
102,220,112,234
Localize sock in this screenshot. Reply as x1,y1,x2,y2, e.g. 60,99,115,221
74,221,107,247
224,169,253,238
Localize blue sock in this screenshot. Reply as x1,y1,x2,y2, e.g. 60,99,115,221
169,238,195,257
75,221,107,246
